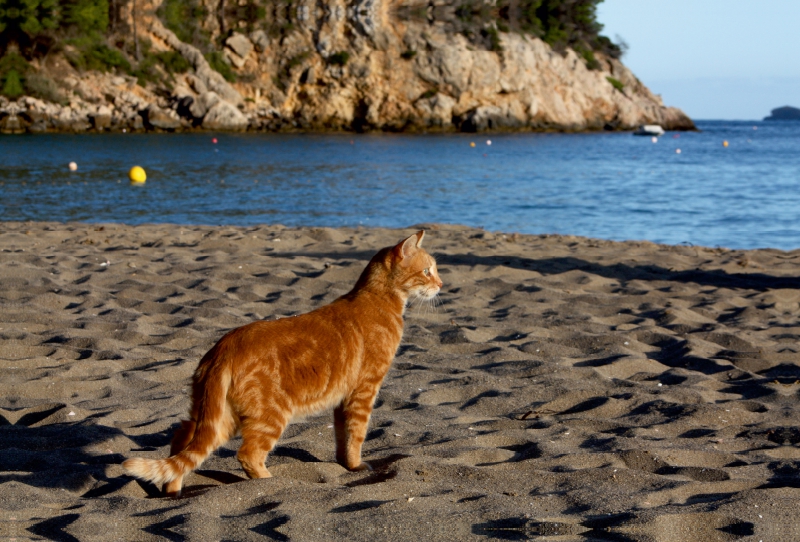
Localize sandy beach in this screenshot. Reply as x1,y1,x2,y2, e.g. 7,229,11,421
1,221,799,541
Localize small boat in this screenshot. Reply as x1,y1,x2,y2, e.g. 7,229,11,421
633,124,665,136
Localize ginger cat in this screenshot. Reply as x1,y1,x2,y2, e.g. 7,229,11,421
124,231,441,496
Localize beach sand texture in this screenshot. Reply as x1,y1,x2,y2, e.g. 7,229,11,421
1,222,799,541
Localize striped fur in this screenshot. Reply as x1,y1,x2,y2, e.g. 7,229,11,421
123,231,442,496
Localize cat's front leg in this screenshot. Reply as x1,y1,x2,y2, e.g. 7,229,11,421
334,387,378,472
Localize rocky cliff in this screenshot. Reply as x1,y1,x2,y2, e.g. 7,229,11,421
0,0,694,133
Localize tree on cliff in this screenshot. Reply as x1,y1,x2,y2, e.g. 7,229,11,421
452,0,621,64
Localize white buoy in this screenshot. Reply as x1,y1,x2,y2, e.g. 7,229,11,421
68,162,78,171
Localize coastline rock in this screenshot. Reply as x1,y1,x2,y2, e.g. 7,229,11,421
202,100,248,131
764,106,800,121
0,114,25,133
53,104,91,132
142,105,181,131
90,105,113,131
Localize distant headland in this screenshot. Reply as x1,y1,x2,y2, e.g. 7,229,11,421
764,106,800,121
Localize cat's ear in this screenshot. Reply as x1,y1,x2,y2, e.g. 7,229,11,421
414,230,425,248
395,230,424,261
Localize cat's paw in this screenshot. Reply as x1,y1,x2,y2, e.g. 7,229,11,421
349,462,373,472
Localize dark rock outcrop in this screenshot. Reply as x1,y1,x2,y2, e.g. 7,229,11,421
764,106,800,121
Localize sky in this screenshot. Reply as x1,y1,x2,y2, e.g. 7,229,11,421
597,0,800,120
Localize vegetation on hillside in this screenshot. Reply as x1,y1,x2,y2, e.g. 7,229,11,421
0,0,624,99
402,0,624,65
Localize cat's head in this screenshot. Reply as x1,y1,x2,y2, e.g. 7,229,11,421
390,231,443,301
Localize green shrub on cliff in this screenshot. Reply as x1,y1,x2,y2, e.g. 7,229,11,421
158,51,191,74
12,0,60,36
516,0,544,35
2,69,24,97
0,0,130,91
606,76,624,92
327,51,349,66
0,50,28,98
205,51,236,82
24,72,68,103
0,0,109,43
577,47,601,70
0,0,60,43
528,0,624,60
62,0,108,34
449,0,622,66
131,41,192,86
158,0,210,48
483,26,502,52
0,49,68,100
66,39,130,72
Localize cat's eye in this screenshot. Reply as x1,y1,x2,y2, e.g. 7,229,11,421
423,268,430,276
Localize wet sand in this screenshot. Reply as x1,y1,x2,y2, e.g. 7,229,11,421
1,221,799,541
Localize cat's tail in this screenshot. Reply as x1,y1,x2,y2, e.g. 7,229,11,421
123,367,233,487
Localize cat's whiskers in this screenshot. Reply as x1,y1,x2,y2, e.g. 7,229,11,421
428,292,447,315
423,295,436,315
410,290,444,317
411,293,428,315
430,297,440,315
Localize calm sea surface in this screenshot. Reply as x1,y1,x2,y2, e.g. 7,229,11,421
1,120,798,250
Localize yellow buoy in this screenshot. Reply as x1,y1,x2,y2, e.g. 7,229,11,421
129,166,147,184
470,142,476,147
723,140,729,147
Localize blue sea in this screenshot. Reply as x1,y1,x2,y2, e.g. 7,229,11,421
1,120,798,250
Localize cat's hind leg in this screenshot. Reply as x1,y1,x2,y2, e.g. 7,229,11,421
162,419,196,497
334,385,379,472
237,414,288,479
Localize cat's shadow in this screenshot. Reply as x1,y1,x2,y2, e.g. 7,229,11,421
0,404,133,497
176,451,410,497
216,443,323,463
438,253,796,292
272,249,795,292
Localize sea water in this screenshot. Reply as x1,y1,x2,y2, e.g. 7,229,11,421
1,120,798,250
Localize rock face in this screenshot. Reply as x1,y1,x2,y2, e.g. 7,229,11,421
202,97,249,130
764,106,800,121
0,0,694,133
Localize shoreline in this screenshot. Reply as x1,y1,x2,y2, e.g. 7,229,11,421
0,98,696,135
2,222,798,540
